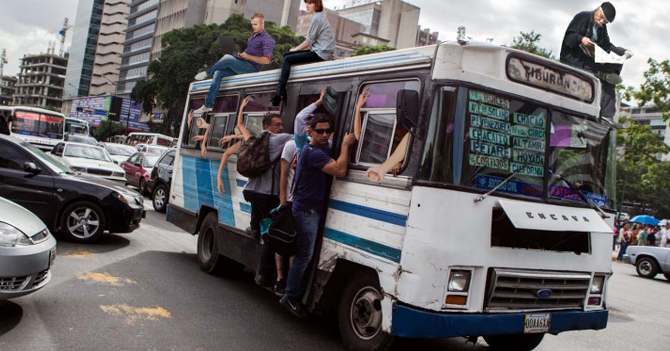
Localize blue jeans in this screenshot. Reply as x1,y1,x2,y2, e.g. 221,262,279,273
617,242,629,261
285,209,321,301
204,55,257,107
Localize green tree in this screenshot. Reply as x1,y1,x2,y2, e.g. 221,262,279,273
631,58,670,122
93,120,125,141
351,45,396,57
131,14,303,135
509,30,554,59
642,161,670,218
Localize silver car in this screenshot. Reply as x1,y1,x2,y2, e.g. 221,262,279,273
0,197,57,299
626,245,670,281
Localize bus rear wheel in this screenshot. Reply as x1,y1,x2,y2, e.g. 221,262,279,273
338,271,393,351
484,333,545,351
197,213,244,276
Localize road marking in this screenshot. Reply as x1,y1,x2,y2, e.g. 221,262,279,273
60,249,95,258
78,272,136,286
99,304,171,325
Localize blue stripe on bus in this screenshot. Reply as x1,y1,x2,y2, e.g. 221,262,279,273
211,162,236,226
236,179,247,187
181,157,200,213
180,156,235,226
324,228,401,263
329,199,407,226
240,203,252,214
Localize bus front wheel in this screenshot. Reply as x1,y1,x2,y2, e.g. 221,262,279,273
484,333,545,351
338,271,393,351
197,213,244,276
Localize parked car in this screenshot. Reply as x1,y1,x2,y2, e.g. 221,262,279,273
0,196,57,299
625,246,670,281
0,134,145,243
135,143,168,155
101,142,136,165
50,141,126,183
121,152,160,195
147,148,175,213
67,135,98,146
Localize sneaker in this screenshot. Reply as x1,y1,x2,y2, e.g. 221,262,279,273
280,295,307,319
604,73,623,85
194,105,212,114
194,71,208,81
255,274,274,289
274,278,286,296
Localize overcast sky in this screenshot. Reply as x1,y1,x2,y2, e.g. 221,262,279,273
1,0,668,97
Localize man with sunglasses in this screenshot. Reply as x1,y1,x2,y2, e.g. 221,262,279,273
560,2,633,118
280,114,356,317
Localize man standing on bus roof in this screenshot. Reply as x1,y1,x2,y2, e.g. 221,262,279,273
560,2,633,118
193,13,275,114
279,116,357,318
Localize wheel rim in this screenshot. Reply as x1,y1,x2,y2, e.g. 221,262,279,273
154,188,165,208
349,286,383,340
67,207,101,239
639,260,652,275
200,227,214,261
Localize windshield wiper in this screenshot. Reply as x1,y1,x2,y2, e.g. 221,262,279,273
550,170,609,219
474,160,533,203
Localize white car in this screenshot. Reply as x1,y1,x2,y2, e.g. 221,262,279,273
101,142,137,165
49,142,126,182
135,143,168,155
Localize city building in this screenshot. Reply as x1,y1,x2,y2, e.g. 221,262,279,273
0,76,18,106
619,105,670,161
64,0,105,99
203,0,301,29
337,0,420,49
416,25,439,46
14,52,69,109
150,0,208,59
90,0,132,96
116,0,160,95
65,95,149,131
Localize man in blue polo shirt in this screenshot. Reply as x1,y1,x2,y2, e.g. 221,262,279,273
194,13,275,114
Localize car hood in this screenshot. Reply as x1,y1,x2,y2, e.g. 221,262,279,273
61,172,140,197
0,197,47,236
109,155,130,164
63,157,124,172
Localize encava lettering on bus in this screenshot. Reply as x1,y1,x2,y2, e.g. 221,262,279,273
469,101,509,121
507,57,594,102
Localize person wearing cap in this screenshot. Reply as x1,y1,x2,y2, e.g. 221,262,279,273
560,2,633,118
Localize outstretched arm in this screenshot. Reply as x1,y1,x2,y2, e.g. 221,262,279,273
366,133,410,183
321,134,357,177
236,96,253,141
294,89,324,136
354,88,370,140
217,141,242,196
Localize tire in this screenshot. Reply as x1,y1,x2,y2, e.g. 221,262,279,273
664,272,670,281
197,213,244,276
152,184,168,213
484,333,545,351
59,201,107,243
139,178,147,196
338,271,394,351
636,257,659,279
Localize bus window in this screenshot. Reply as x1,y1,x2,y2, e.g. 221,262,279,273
212,95,240,114
418,87,458,184
241,92,278,137
208,115,231,148
40,114,64,138
11,111,40,136
245,115,264,137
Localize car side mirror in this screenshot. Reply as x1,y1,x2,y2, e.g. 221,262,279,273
23,162,41,174
396,89,421,139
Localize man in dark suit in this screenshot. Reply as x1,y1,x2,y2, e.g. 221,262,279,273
560,2,633,118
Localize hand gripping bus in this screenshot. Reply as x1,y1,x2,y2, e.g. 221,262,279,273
167,40,615,351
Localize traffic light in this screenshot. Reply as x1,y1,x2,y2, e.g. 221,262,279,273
108,96,123,122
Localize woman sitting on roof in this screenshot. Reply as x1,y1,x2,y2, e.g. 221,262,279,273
269,0,335,106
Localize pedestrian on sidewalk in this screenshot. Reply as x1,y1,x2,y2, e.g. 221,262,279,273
617,223,631,262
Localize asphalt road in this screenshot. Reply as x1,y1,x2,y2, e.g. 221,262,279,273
1,201,669,351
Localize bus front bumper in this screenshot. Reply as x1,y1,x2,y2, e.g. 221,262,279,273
390,304,608,338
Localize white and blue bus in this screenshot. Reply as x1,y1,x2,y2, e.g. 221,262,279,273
1,106,65,151
167,40,615,350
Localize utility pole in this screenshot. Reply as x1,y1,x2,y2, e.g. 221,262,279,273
0,49,7,77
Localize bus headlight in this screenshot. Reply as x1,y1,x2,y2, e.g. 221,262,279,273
590,275,605,294
447,270,472,292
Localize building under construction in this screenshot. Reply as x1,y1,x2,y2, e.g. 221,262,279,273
13,53,69,109
0,76,18,106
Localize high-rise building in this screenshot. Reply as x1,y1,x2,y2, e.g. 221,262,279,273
416,26,439,47
297,9,365,58
338,0,420,49
618,105,670,161
14,53,69,109
89,0,132,96
116,0,160,95
0,76,18,106
64,0,105,99
150,0,208,59
203,0,301,30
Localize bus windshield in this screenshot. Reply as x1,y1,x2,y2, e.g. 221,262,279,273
11,110,64,139
419,86,614,208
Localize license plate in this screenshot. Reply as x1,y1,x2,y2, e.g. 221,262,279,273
524,313,550,333
49,247,56,267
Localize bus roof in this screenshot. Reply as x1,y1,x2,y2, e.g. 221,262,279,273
0,106,66,117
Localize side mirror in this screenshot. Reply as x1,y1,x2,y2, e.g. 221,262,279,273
23,162,41,175
396,90,420,139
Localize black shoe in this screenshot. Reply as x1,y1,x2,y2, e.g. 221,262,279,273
274,278,286,296
269,94,284,107
604,73,623,85
280,295,307,319
255,274,274,289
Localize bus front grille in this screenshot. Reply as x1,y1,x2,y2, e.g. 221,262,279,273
484,268,590,311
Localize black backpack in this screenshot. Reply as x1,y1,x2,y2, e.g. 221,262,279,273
266,204,297,256
237,132,273,178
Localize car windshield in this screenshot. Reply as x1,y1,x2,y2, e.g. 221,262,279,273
144,155,160,167
21,142,71,174
69,135,97,145
148,146,167,154
65,144,112,162
106,144,136,156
